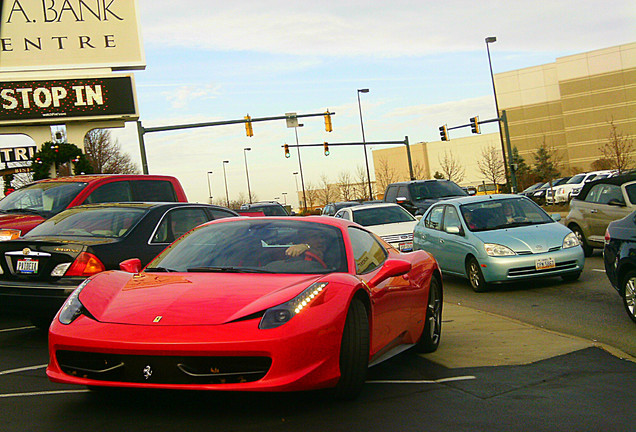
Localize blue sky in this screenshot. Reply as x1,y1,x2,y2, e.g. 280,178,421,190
5,0,635,207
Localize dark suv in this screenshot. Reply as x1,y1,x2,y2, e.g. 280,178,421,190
239,201,289,216
383,179,467,215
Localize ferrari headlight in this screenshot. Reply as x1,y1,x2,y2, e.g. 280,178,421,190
259,282,328,329
563,232,580,249
484,243,516,257
58,279,91,325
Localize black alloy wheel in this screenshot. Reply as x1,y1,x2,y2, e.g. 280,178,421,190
333,298,369,400
415,277,442,353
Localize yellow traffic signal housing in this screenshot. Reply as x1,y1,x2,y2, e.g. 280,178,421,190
439,125,448,141
323,142,330,156
324,111,333,132
470,116,480,134
284,144,290,158
245,115,254,137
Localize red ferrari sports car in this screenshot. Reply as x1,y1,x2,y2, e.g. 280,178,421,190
47,216,443,399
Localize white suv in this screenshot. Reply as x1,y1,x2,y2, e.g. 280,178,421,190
549,170,614,204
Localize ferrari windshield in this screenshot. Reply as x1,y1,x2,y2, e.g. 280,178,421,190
147,219,348,274
0,181,87,218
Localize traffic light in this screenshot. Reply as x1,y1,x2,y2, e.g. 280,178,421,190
470,116,480,134
323,142,330,156
245,115,254,137
284,144,290,158
439,125,448,141
324,110,333,132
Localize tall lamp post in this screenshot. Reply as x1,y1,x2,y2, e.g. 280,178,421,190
243,147,252,204
294,125,308,214
485,36,512,191
206,171,213,203
222,160,230,207
282,192,287,205
357,88,373,201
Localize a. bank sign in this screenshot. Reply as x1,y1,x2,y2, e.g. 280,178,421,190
0,0,145,71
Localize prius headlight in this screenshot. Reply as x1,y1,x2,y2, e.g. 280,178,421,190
58,279,91,325
484,243,516,257
259,282,328,329
563,232,580,249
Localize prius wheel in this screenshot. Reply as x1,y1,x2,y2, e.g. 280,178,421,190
415,277,442,353
467,257,489,292
333,298,369,400
621,271,636,323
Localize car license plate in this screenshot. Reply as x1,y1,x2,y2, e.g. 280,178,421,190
399,241,413,252
16,258,38,274
535,257,555,270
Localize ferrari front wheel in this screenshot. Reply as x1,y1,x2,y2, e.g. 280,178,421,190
333,298,369,400
415,277,442,353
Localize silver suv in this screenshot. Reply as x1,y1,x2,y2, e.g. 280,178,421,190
564,173,636,256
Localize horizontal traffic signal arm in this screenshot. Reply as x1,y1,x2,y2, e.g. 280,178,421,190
138,111,336,134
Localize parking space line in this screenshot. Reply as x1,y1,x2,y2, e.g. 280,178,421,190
367,375,476,384
0,325,36,333
592,269,606,272
0,364,47,376
0,390,90,398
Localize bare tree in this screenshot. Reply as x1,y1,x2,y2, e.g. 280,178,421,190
353,166,369,200
84,129,139,174
304,182,320,211
438,150,465,183
317,174,337,206
411,161,426,180
375,158,398,194
477,145,505,186
599,119,634,174
336,171,355,201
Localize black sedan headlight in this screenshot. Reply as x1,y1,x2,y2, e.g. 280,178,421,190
259,282,328,329
58,279,91,325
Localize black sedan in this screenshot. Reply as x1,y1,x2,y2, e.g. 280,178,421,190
0,202,238,328
603,210,636,323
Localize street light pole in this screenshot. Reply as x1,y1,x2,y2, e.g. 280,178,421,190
222,160,230,207
243,148,252,204
294,125,308,214
485,36,512,191
282,192,287,205
206,171,213,203
357,88,374,201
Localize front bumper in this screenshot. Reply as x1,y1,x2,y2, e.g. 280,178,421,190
47,306,346,392
478,246,585,283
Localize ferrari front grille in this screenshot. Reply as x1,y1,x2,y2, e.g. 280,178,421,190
56,350,272,385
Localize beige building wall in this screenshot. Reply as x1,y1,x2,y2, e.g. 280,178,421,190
495,42,636,173
372,133,501,188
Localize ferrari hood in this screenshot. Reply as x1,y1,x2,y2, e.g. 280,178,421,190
473,222,569,254
81,271,326,326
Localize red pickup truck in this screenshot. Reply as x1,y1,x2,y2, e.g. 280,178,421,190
0,174,187,239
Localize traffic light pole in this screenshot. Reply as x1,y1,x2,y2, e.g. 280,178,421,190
283,137,415,188
136,111,335,174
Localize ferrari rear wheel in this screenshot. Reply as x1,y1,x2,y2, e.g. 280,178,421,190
333,298,369,400
415,277,442,353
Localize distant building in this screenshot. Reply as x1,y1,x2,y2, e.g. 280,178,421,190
372,42,636,190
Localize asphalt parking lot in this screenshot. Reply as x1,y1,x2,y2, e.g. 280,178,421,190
2,302,635,432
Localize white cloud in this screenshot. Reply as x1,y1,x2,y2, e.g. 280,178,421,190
139,0,634,56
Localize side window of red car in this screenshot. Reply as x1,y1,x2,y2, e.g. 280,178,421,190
348,227,387,275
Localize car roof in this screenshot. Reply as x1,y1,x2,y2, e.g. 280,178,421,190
428,194,522,206
67,202,238,213
388,179,455,186
29,174,176,185
343,202,404,212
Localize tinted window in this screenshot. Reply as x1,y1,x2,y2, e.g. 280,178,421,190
25,207,146,238
251,205,288,216
384,186,399,202
409,181,466,201
209,208,237,219
348,227,387,274
84,181,133,204
352,206,415,226
151,207,211,243
0,181,87,217
626,184,636,204
131,180,177,201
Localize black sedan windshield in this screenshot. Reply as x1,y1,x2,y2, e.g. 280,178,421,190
148,219,348,274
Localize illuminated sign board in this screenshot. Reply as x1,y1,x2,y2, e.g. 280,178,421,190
0,0,145,72
0,75,138,124
0,145,35,163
